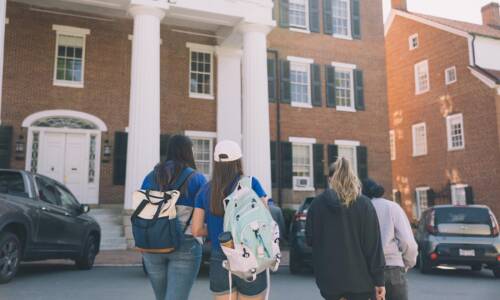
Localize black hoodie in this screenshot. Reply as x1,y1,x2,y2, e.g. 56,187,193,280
305,189,385,295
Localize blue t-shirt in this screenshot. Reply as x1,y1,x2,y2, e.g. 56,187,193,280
194,176,267,253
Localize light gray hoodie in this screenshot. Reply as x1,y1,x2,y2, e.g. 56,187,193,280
371,197,418,268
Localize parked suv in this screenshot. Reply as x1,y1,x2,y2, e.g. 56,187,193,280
0,170,101,283
289,197,314,274
415,205,500,278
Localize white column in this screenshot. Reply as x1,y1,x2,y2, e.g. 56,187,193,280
239,23,273,196
215,47,242,145
0,0,6,124
124,5,165,210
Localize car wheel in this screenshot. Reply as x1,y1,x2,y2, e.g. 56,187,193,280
471,264,482,272
419,252,432,274
493,268,500,279
289,248,302,275
75,235,98,270
0,232,21,284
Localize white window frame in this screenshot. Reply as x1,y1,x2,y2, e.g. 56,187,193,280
331,0,352,40
290,137,316,191
335,139,359,176
52,25,90,88
445,66,457,85
389,130,396,161
288,0,310,31
412,122,427,157
446,113,465,151
451,184,468,206
408,33,419,50
185,130,216,179
415,186,430,219
288,56,314,108
414,60,430,95
187,43,215,100
332,61,356,112
392,189,398,202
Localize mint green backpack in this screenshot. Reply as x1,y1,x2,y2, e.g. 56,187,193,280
221,176,281,296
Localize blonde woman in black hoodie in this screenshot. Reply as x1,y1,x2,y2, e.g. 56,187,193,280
306,158,386,300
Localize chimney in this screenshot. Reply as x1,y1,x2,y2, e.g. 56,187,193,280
481,2,500,27
391,0,407,11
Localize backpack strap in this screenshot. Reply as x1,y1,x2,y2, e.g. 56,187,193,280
171,167,195,191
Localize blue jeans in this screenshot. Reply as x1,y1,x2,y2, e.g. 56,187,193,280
142,237,202,300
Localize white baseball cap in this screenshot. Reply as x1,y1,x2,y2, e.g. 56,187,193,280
214,140,242,162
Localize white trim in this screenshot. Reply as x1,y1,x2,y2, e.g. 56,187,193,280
392,189,398,202
289,61,312,107
412,122,427,157
415,186,430,192
287,56,314,64
52,24,90,36
289,27,311,34
332,34,353,40
189,93,215,100
188,43,215,100
468,67,498,88
336,106,356,112
52,25,88,88
446,113,465,151
289,136,317,144
22,110,108,131
331,61,357,69
331,0,352,39
5,18,8,25
184,130,217,139
334,139,360,146
288,0,310,31
408,33,419,50
467,35,475,66
414,60,430,95
186,42,215,53
451,184,468,205
415,186,430,217
129,34,163,44
291,102,313,108
389,130,396,161
445,66,457,85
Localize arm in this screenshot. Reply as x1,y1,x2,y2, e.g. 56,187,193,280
362,200,386,288
191,208,207,237
394,205,418,269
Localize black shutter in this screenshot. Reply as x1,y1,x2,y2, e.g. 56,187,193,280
351,0,361,39
309,0,320,33
327,144,338,170
280,60,291,104
0,126,12,168
395,191,402,205
113,132,128,186
311,64,322,107
281,141,293,189
323,0,333,35
268,57,277,102
356,146,368,180
279,0,289,28
271,141,277,188
354,69,365,111
325,65,336,107
427,189,436,207
465,186,474,205
313,144,325,188
160,134,170,162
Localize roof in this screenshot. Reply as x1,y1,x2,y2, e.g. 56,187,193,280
470,66,500,84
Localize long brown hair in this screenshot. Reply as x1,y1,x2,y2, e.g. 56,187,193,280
329,157,361,207
210,159,243,216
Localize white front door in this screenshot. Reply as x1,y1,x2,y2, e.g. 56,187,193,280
39,132,88,203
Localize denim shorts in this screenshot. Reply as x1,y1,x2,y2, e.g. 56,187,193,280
209,251,267,296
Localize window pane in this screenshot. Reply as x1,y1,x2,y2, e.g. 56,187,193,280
333,0,349,36
58,46,66,57
335,70,352,108
67,47,75,57
189,50,212,96
75,48,83,59
292,144,312,178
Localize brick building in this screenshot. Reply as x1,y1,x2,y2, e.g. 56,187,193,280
386,0,500,220
0,0,390,216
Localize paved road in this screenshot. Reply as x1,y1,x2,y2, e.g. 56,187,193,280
0,264,498,299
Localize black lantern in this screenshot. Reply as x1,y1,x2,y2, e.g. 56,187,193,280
102,139,112,163
15,134,25,160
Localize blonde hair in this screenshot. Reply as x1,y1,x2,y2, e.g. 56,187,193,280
329,157,361,207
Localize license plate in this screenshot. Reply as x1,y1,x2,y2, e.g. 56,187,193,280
459,249,475,257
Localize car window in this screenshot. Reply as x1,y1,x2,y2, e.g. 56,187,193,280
54,183,80,210
0,171,28,197
35,177,62,206
435,207,491,226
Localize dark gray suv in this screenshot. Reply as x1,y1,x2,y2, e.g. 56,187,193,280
415,205,500,277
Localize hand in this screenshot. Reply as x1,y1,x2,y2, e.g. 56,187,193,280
375,286,386,300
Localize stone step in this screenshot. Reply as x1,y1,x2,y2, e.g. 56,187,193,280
92,215,124,225
100,237,128,251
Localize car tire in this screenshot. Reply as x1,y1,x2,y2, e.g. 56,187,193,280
493,268,500,279
75,235,98,270
471,264,482,272
0,232,21,284
289,248,302,275
419,252,432,274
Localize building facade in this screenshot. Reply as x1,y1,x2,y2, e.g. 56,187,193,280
386,0,500,220
0,0,390,213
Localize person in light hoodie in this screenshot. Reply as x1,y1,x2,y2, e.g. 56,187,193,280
362,178,418,300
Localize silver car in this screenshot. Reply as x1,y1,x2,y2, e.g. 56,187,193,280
415,205,500,278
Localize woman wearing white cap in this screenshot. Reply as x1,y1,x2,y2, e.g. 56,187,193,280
192,140,269,300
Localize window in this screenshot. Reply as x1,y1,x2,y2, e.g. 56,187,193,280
415,187,430,219
446,114,464,151
192,138,213,178
289,0,308,29
412,123,427,156
290,62,311,106
54,183,80,210
408,33,419,50
187,43,214,99
389,130,396,161
291,138,315,190
451,184,467,205
53,25,89,88
338,145,357,175
414,60,430,94
0,171,27,198
335,69,354,110
36,177,61,206
332,0,351,37
445,66,457,85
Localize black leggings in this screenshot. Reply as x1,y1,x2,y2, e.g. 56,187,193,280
321,291,374,300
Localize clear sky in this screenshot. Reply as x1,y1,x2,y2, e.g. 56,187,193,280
382,0,499,24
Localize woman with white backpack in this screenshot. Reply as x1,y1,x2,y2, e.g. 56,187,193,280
192,140,274,300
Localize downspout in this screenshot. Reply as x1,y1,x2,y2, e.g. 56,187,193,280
471,33,477,66
268,49,282,207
